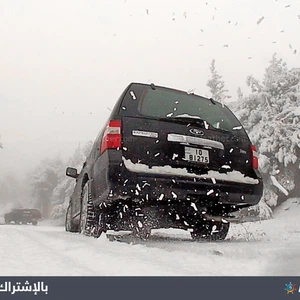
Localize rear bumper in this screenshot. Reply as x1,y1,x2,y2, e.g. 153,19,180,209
93,162,263,208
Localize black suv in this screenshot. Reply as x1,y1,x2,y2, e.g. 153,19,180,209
4,209,42,225
65,83,263,241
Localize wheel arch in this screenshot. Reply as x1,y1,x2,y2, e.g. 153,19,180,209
81,174,90,190
81,173,97,202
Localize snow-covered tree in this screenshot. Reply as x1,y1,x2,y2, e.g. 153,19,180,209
29,141,94,220
0,174,29,211
30,156,64,218
50,141,93,220
207,59,230,102
231,54,300,215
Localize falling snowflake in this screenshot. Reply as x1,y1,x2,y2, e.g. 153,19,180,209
207,189,214,196
171,191,178,199
257,16,264,25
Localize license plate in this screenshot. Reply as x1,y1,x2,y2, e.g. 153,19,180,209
184,147,209,164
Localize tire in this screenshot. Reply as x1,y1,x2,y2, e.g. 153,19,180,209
191,220,230,242
79,181,102,238
4,219,9,224
65,203,79,232
32,221,38,225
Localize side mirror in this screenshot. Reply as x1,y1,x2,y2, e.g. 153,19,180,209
66,167,79,179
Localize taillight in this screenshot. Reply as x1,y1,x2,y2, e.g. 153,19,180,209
251,145,258,169
100,120,121,154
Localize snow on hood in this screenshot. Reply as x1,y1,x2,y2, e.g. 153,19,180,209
123,158,259,185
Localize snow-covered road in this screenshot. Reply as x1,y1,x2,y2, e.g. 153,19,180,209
0,198,299,276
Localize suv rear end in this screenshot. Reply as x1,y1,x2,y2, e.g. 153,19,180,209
67,83,263,240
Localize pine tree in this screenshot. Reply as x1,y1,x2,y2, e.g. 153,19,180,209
231,53,300,217
207,59,230,102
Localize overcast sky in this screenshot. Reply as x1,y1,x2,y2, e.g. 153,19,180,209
0,0,299,177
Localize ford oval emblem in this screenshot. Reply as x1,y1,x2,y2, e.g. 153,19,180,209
189,128,204,136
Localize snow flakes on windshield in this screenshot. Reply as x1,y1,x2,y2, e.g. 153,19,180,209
232,126,242,130
204,120,209,129
130,91,137,100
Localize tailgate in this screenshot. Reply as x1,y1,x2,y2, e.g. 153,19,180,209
122,116,253,179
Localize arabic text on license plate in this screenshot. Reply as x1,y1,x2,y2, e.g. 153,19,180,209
185,147,209,163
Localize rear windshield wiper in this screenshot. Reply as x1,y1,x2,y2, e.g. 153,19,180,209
159,116,233,134
159,116,212,128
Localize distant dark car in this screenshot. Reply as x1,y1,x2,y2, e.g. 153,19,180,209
65,83,263,241
4,209,42,225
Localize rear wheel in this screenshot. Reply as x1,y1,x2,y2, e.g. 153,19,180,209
80,181,103,238
32,220,38,225
191,220,230,242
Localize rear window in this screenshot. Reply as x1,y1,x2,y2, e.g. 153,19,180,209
137,87,243,133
